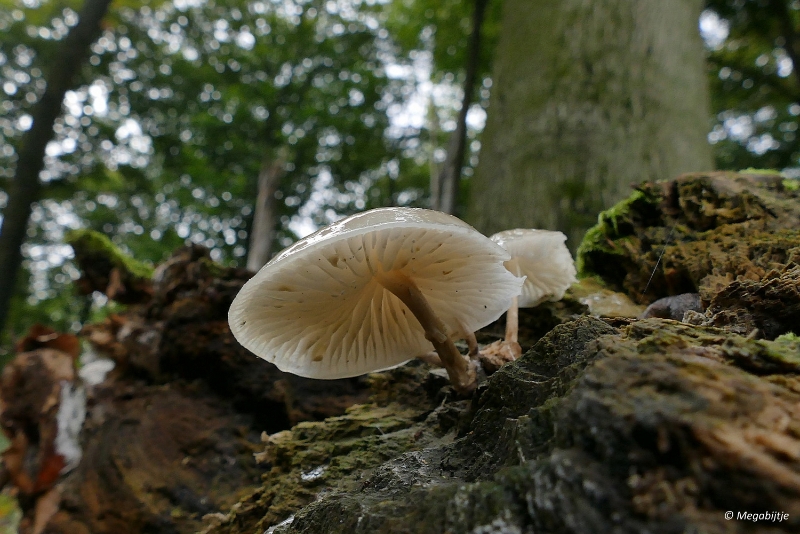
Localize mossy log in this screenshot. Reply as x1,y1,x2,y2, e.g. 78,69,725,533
576,171,800,306
206,317,800,534
66,230,154,304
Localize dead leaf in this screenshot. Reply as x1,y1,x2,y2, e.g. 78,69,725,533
34,452,66,492
15,325,80,360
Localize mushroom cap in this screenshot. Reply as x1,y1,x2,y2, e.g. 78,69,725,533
490,229,577,308
229,207,524,379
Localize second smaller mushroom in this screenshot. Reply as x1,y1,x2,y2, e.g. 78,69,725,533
480,229,577,367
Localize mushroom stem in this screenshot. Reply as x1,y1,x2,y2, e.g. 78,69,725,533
478,296,522,369
375,271,476,394
465,330,480,359
416,351,442,367
457,319,480,359
505,296,519,344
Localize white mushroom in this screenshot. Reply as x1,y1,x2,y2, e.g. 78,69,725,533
483,229,577,362
228,207,524,394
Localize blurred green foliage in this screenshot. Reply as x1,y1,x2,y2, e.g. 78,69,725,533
704,0,800,171
0,491,21,534
0,429,17,533
0,0,488,351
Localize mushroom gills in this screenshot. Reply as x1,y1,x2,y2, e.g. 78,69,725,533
373,269,476,394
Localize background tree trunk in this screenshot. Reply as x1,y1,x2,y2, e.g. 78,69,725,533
432,0,489,215
0,0,112,336
466,0,713,247
246,152,286,272
428,102,441,210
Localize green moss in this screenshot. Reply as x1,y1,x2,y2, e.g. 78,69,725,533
576,189,658,277
575,223,618,277
775,332,799,343
65,229,153,280
783,178,800,191
198,256,229,278
627,319,800,374
246,403,426,526
636,328,691,354
737,168,799,191
718,336,800,373
215,314,800,534
739,168,783,176
207,364,456,533
574,172,800,301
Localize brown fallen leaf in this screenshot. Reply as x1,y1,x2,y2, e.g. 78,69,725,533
15,325,80,360
34,452,66,492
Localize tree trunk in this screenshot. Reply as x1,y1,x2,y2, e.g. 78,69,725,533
432,0,489,215
466,0,713,248
428,102,441,210
246,153,285,272
0,0,113,336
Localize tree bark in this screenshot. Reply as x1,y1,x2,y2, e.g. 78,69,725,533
0,0,113,336
246,152,286,272
467,0,713,248
433,0,489,215
428,102,441,210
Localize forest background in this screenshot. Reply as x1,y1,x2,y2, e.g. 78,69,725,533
0,0,798,357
